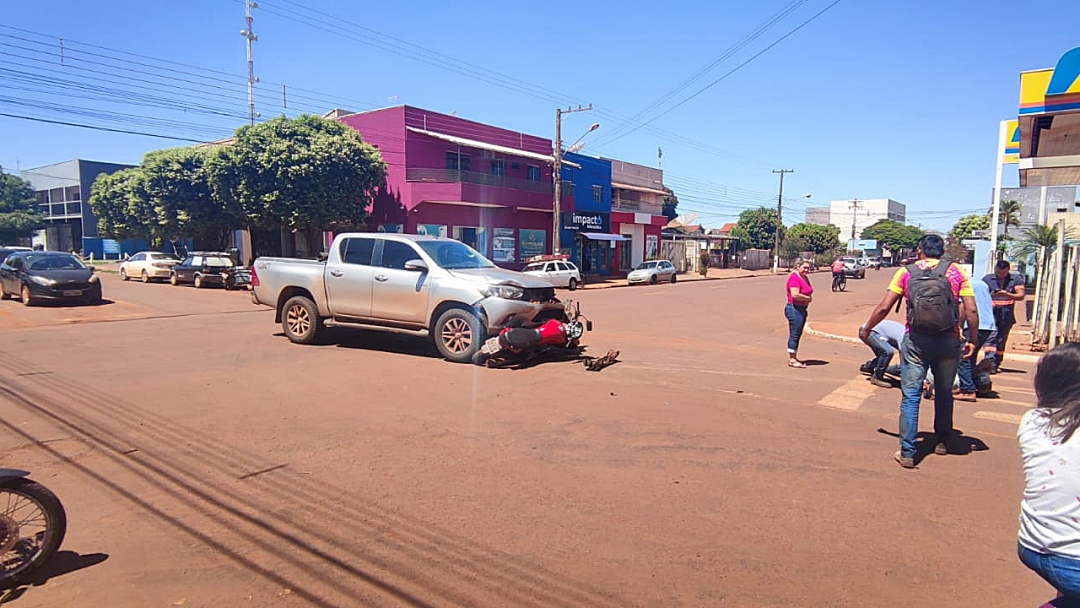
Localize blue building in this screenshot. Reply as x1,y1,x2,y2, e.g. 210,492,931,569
559,153,616,276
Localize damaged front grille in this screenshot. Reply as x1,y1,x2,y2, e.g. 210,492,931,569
522,287,556,303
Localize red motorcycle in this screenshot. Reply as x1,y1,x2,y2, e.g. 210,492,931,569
472,301,592,368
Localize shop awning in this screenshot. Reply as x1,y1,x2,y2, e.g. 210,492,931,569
405,127,581,168
580,232,627,242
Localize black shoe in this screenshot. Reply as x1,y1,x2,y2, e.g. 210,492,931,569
934,442,948,456
869,376,892,388
859,362,874,375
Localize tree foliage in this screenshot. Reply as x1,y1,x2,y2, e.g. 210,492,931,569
730,206,783,250
661,188,679,222
860,220,923,253
0,170,43,232
948,213,990,240
990,199,1023,236
88,115,386,253
786,222,840,254
88,169,150,242
208,115,385,247
1012,223,1075,260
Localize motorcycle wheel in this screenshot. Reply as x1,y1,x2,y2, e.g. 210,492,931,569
0,478,67,583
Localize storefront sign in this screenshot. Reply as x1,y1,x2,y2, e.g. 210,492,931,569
416,224,447,237
563,211,609,232
519,229,547,261
492,228,516,263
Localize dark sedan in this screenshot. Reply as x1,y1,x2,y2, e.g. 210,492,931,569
0,252,102,306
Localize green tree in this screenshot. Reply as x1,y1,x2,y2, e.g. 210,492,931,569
990,199,1023,237
661,188,679,222
949,213,990,240
0,170,43,235
780,236,811,265
861,220,922,253
1012,223,1074,260
88,168,150,242
141,147,231,248
208,115,385,254
786,222,840,254
730,206,783,250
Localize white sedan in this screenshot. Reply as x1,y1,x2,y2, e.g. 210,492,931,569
522,260,583,290
627,260,678,285
119,251,181,283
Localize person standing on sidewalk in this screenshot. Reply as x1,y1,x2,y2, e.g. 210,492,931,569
784,260,814,369
983,260,1026,373
1017,343,1080,600
859,234,979,469
955,279,997,402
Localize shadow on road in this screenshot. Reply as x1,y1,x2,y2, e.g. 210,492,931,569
0,355,621,608
0,550,110,597
15,299,116,308
876,427,990,464
802,359,830,366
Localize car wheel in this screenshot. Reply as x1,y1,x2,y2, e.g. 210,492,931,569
194,274,203,289
120,268,128,281
281,295,322,345
21,284,33,306
170,273,179,286
670,273,677,284
141,270,151,283
433,307,484,363
568,278,578,291
649,274,658,285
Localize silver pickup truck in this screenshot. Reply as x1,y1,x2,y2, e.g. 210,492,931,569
250,233,567,362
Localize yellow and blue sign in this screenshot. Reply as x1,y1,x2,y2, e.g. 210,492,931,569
1003,120,1020,164
1020,47,1080,115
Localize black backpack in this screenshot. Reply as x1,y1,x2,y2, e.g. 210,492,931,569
904,262,959,335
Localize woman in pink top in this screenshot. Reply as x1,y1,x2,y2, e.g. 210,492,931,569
785,260,814,368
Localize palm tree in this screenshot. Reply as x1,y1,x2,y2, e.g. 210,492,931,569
1012,224,1070,259
989,199,1023,236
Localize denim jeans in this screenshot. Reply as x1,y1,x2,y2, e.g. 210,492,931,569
957,329,994,392
784,303,808,354
867,330,897,378
1019,544,1080,599
898,333,962,458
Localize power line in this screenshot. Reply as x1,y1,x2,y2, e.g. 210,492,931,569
0,112,206,142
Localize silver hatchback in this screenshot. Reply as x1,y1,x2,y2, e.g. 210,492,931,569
627,260,677,285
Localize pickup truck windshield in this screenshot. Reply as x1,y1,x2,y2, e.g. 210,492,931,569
417,240,494,270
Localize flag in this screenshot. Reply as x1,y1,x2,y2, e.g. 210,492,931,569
658,147,663,159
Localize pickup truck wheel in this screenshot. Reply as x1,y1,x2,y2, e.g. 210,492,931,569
282,296,322,345
434,308,484,363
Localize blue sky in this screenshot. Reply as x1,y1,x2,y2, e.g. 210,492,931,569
1,0,1077,231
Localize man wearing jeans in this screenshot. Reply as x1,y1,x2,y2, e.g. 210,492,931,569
859,319,906,388
859,235,979,469
955,279,997,401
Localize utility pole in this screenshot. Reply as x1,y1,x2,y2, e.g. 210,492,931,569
552,104,593,255
772,169,793,273
848,198,864,251
241,0,259,125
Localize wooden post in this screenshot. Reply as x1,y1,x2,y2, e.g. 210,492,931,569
1051,220,1067,346
1062,245,1076,343
1031,245,1046,349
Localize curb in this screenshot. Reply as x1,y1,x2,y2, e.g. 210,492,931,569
805,323,1045,364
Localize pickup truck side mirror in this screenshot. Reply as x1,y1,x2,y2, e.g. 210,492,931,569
404,259,428,272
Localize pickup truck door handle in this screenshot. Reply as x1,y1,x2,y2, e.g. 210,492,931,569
329,270,344,278
374,274,389,282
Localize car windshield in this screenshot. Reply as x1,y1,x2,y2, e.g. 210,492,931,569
418,240,494,270
636,262,658,270
27,254,85,270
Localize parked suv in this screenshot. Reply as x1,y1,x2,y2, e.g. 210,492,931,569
250,234,566,362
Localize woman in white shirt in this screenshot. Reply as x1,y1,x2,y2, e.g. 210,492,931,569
1018,342,1080,599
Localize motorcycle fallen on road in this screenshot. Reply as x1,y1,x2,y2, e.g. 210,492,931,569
1,469,66,585
472,301,618,370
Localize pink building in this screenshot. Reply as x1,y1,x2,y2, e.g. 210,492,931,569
339,106,571,268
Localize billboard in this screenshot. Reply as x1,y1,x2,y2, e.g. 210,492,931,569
1004,120,1020,164
1020,47,1080,116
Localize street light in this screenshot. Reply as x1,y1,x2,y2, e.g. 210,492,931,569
566,123,600,154
553,106,597,254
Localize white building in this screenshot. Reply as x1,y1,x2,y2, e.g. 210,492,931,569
824,199,906,241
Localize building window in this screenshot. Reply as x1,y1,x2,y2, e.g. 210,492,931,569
65,186,80,201
592,185,602,203
490,159,505,177
446,152,470,172
527,166,541,182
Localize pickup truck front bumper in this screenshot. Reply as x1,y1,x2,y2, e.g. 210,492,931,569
481,297,567,332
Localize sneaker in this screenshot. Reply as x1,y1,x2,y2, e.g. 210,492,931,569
868,376,892,388
955,392,977,403
934,442,948,456
894,451,915,468
859,362,874,375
